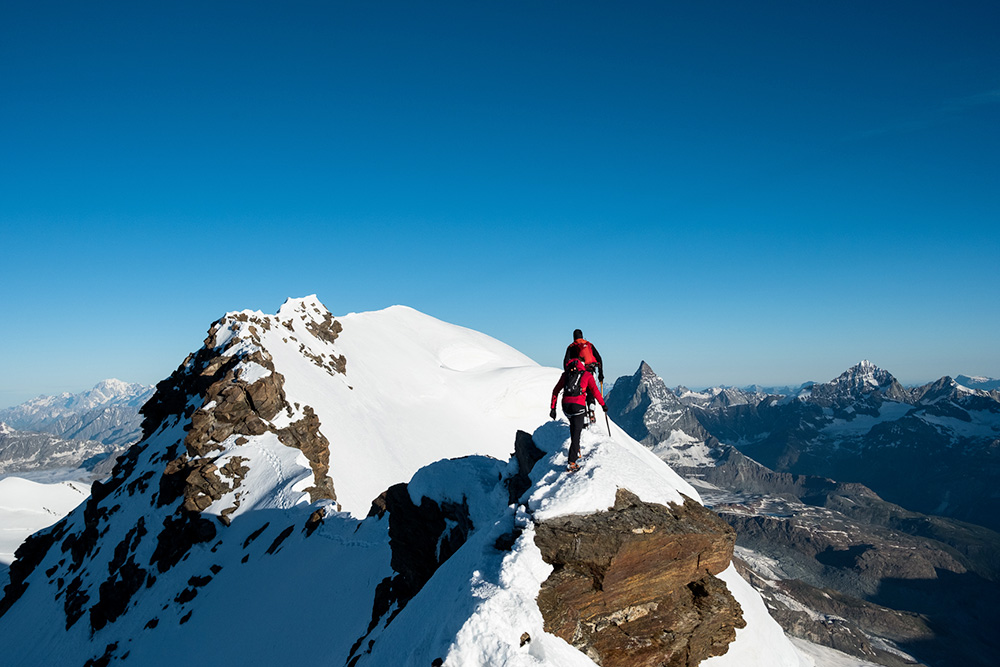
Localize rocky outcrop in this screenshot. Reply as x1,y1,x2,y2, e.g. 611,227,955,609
351,482,475,665
535,488,743,667
350,430,747,667
0,304,349,640
148,313,337,521
506,429,546,505
276,407,334,503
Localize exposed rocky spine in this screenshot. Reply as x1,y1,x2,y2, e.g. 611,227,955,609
0,300,348,644
147,310,338,522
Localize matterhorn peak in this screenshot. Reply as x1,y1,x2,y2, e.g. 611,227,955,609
638,360,657,379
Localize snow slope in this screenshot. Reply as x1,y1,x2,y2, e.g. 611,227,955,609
0,297,813,667
269,301,555,515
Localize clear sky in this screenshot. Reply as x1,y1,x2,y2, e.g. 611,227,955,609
2,1,998,408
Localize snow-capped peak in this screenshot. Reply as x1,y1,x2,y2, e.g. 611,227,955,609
277,293,331,323
830,360,895,389
955,374,1000,391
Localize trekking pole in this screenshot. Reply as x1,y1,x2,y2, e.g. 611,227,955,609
601,380,612,436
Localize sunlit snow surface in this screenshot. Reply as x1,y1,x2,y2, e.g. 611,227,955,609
0,476,89,565
263,301,559,517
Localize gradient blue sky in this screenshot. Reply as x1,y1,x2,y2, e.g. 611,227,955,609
2,1,998,408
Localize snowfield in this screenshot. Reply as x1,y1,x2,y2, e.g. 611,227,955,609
0,476,89,565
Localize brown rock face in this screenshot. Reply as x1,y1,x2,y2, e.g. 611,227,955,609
148,313,338,520
276,406,335,503
535,489,745,667
349,482,475,665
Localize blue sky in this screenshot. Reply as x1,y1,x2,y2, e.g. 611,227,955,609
2,1,998,408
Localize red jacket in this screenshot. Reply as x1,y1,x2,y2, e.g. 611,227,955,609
551,366,606,410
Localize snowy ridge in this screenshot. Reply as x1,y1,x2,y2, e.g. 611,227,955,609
359,423,807,666
0,297,811,667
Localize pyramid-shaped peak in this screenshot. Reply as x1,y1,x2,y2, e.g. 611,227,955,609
637,361,657,378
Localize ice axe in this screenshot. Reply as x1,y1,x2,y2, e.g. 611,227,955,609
601,379,611,436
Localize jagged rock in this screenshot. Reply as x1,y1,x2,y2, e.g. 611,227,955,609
276,406,335,503
90,556,147,631
149,512,217,574
379,482,472,606
506,430,546,505
534,488,744,667
351,482,474,664
142,311,338,519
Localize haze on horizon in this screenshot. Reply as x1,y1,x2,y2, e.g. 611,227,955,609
1,2,997,408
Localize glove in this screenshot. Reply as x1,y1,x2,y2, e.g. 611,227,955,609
598,372,605,383
602,404,608,412
549,408,557,420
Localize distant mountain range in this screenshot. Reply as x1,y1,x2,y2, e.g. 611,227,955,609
0,379,153,448
607,361,1000,667
955,374,1000,392
0,423,112,477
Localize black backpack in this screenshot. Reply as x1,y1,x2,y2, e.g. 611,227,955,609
564,369,584,398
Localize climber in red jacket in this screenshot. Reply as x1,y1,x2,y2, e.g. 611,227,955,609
550,358,606,471
563,329,604,384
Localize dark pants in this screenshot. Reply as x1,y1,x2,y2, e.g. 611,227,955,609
562,401,587,463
